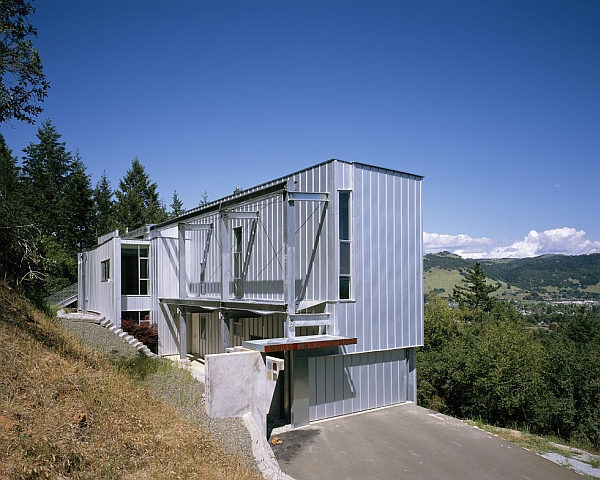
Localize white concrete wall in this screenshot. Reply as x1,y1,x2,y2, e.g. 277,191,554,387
205,350,279,437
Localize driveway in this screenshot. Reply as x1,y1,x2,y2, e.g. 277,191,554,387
270,403,582,480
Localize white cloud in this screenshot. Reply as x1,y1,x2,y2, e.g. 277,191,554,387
423,232,493,255
487,228,600,258
425,227,600,259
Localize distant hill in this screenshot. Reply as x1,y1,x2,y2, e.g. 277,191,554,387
424,252,600,301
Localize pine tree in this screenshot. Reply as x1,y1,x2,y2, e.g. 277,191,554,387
62,151,95,252
114,157,167,231
0,133,19,198
451,262,500,311
0,132,42,287
20,120,95,294
20,119,72,238
170,190,184,218
93,170,115,236
199,190,209,207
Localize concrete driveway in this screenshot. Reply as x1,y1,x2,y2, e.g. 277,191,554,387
270,403,582,480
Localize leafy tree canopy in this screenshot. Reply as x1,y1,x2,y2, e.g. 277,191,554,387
0,0,50,124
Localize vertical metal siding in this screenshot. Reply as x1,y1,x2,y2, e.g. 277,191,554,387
151,160,341,309
88,160,424,419
346,164,423,352
81,238,117,322
308,348,409,421
305,161,422,422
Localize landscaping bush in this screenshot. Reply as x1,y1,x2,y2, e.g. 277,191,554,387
121,318,158,354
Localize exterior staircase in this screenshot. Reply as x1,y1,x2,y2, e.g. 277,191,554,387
45,283,78,308
100,317,156,356
56,310,156,357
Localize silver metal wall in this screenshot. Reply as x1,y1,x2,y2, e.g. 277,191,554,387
79,236,118,322
308,347,416,421
80,159,423,422
150,159,422,356
339,164,424,351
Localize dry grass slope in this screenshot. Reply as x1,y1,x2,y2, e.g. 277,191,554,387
0,282,260,480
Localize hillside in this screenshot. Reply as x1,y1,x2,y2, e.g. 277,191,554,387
424,252,600,301
0,282,259,480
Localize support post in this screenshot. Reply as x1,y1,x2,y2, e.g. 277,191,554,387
179,307,187,360
283,351,291,423
219,213,232,302
283,180,296,338
407,347,417,402
221,311,231,353
178,223,186,299
290,351,309,428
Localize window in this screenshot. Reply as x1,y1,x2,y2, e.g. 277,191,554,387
233,320,243,337
233,226,243,297
121,244,149,295
339,191,351,299
101,259,110,282
121,310,150,324
200,316,206,340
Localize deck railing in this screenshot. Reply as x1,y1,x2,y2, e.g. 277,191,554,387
45,283,78,307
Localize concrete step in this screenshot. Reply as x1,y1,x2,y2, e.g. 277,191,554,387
97,318,155,357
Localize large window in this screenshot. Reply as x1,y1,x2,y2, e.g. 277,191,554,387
339,191,351,299
233,226,243,297
121,244,149,295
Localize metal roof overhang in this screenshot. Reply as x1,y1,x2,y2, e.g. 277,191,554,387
242,335,358,353
159,297,286,318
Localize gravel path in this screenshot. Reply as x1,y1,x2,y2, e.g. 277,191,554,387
57,318,259,474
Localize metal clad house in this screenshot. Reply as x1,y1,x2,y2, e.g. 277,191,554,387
78,159,423,426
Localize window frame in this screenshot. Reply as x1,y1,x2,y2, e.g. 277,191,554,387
121,310,150,324
233,226,243,298
101,259,110,282
121,243,150,296
233,320,243,337
338,190,352,300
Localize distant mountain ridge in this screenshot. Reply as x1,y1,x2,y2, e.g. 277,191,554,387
424,252,600,300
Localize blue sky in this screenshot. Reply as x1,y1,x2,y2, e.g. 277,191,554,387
2,0,599,258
